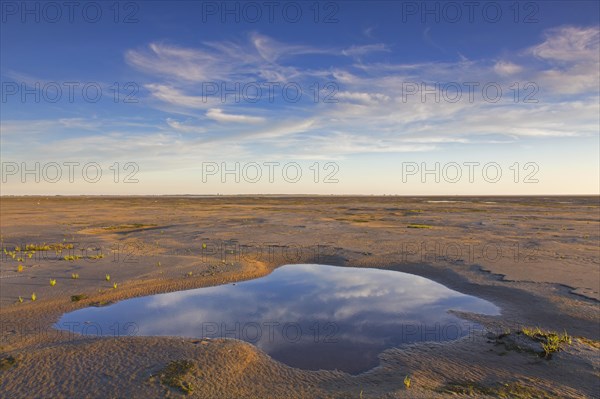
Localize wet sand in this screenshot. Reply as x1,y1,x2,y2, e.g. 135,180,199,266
0,196,598,398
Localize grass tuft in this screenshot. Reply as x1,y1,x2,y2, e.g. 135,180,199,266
520,327,571,358
159,360,197,395
71,294,88,302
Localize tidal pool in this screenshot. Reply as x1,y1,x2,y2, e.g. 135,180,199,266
56,264,499,374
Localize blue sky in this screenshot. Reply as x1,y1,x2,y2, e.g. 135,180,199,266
1,1,599,195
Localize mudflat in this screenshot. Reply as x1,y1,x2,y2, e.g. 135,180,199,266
0,196,598,398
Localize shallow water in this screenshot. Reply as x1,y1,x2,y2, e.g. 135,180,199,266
55,264,499,374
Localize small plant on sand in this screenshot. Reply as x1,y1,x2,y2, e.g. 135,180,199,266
31,293,36,301
18,296,23,303
202,243,207,249
404,375,411,389
520,327,572,358
105,274,110,281
157,261,161,267
49,279,56,287
17,264,23,272
187,271,193,277
159,360,196,395
71,273,79,279
71,294,88,302
542,337,560,357
113,282,118,289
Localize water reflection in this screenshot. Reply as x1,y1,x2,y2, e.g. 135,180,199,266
55,264,499,374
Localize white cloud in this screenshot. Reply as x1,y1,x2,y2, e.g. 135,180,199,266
530,26,600,62
526,27,600,96
126,33,331,87
342,43,390,57
126,43,223,82
8,26,592,169
145,84,217,109
206,108,265,124
249,32,332,62
241,119,317,140
166,118,207,134
337,91,390,104
493,61,523,76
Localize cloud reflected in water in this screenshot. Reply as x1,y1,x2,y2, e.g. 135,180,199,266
56,264,499,374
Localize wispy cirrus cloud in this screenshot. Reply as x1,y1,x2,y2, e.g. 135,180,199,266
525,26,600,96
341,43,390,57
119,26,600,159
530,26,599,62
4,26,598,175
206,108,265,124
493,61,524,76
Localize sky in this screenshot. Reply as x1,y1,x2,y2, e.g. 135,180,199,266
1,0,599,195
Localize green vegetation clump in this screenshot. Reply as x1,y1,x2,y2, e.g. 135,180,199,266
71,294,88,302
520,327,571,358
159,360,197,394
496,327,572,359
3,242,76,261
24,243,74,251
64,253,103,261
